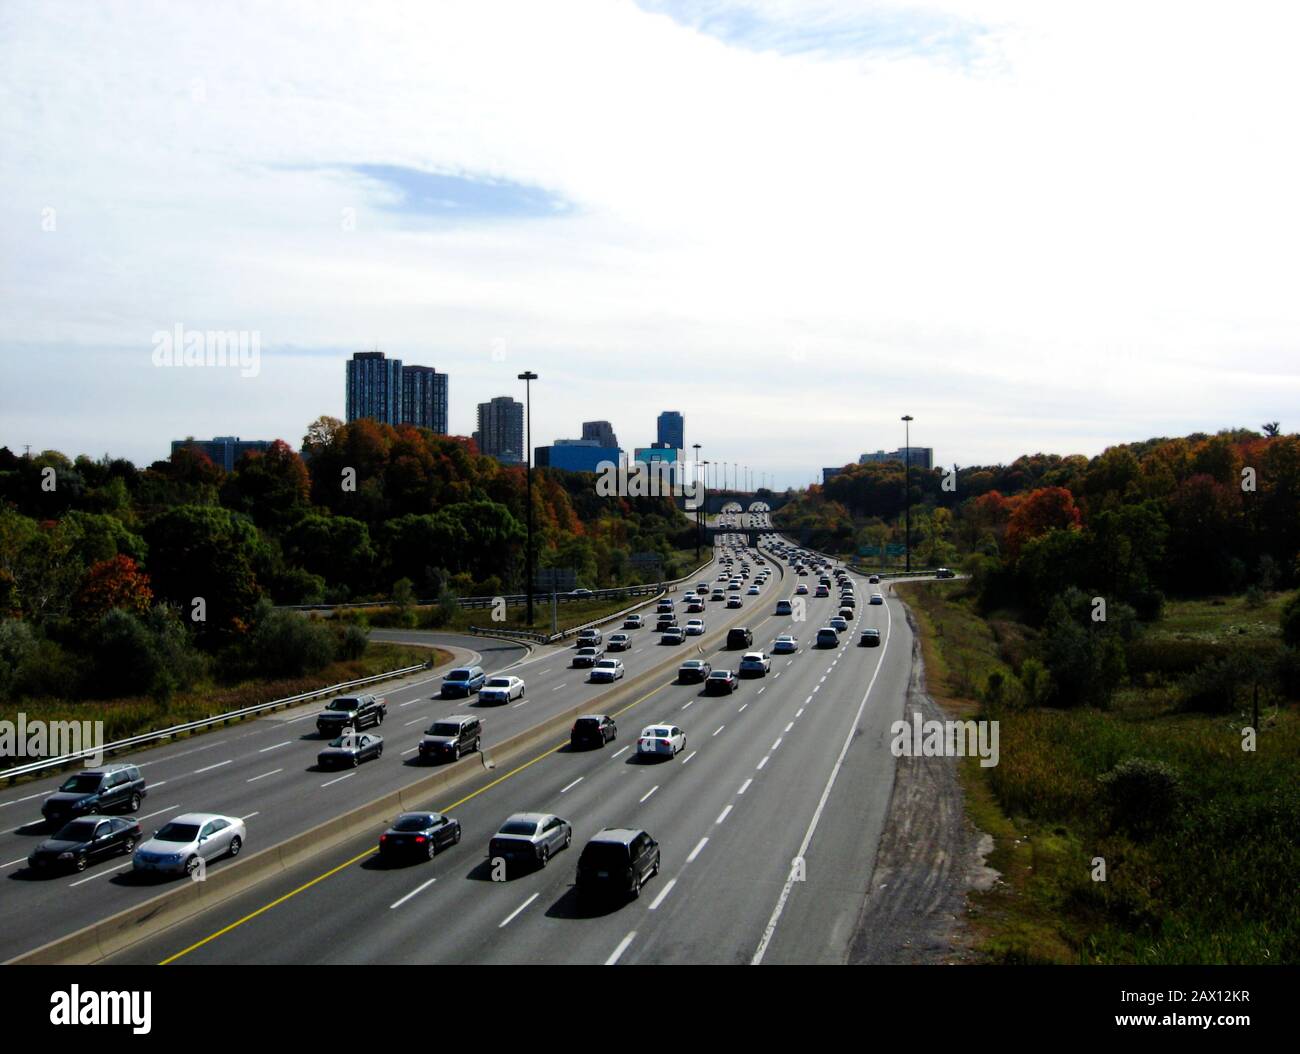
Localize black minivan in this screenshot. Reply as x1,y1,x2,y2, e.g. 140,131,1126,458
726,627,753,650
575,828,661,901
41,765,147,825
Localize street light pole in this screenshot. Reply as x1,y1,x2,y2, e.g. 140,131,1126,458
902,414,913,573
519,371,538,624
692,443,702,561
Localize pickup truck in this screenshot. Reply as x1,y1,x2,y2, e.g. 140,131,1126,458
316,693,387,735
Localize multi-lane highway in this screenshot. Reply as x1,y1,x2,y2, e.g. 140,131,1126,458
2,521,818,962
89,514,916,965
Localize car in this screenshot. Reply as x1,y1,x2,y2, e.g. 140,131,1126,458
682,592,698,603
576,627,604,646
840,595,856,608
704,669,738,694
859,628,882,647
709,591,726,601
794,583,809,595
870,593,885,605
816,627,840,647
572,646,604,667
656,600,675,613
772,634,799,654
727,596,743,609
606,632,632,652
570,714,617,748
379,812,461,861
318,731,384,768
576,829,661,901
726,627,753,649
623,614,644,629
814,585,830,598
316,694,387,735
570,588,594,599
418,715,482,762
829,616,849,633
869,574,881,584
936,567,956,579
678,659,712,683
686,600,705,613
27,816,142,874
590,658,626,682
440,666,487,698
738,651,771,676
838,607,854,621
41,765,147,825
478,675,525,704
775,599,793,615
696,581,711,593
655,613,678,629
685,618,705,635
133,812,246,876
746,585,760,595
660,628,686,645
488,812,572,869
727,581,741,591
637,724,686,757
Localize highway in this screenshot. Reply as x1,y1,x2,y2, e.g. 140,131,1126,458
1,532,780,961
99,513,916,965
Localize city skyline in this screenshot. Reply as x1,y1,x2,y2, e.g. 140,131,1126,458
5,3,1297,488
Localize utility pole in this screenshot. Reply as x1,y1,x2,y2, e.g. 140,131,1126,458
692,443,702,561
519,371,538,624
902,414,914,573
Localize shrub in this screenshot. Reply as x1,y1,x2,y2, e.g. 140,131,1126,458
1017,656,1053,707
246,607,336,678
1281,591,1300,648
1098,757,1184,837
1178,653,1255,714
86,609,160,698
13,638,83,700
338,623,369,661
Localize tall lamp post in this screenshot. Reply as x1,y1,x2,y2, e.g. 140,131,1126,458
901,414,913,573
519,371,538,624
692,443,702,561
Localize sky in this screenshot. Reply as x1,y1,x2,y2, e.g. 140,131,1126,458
2,0,1299,490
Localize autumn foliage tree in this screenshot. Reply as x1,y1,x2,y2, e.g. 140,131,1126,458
1005,486,1082,559
74,554,154,622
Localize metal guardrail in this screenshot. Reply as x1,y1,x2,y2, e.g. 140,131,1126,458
279,583,670,613
0,663,432,784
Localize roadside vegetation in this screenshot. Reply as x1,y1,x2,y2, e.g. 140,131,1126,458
901,577,1299,964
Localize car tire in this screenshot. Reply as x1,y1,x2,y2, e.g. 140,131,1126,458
351,755,360,768
453,743,462,761
185,855,200,876
426,840,437,861
452,825,462,845
74,852,88,873
564,828,572,849
123,836,139,856
630,873,642,899
652,853,661,877
376,744,383,758
377,711,385,725
473,738,481,754
228,836,242,859
127,792,142,812
538,845,550,868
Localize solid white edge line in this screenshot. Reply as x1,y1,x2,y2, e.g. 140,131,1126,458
751,598,892,964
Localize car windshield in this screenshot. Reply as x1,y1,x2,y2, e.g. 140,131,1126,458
54,820,99,841
427,722,463,737
154,822,200,843
595,660,616,668
446,669,471,681
329,736,358,748
485,678,510,688
682,661,702,668
393,815,437,832
327,698,359,711
708,671,728,679
58,774,102,793
648,728,672,737
498,819,539,836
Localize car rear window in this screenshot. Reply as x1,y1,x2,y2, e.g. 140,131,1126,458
393,815,437,832
446,669,472,680
580,842,630,867
485,678,509,687
575,718,601,729
58,774,103,793
427,722,464,737
498,820,539,836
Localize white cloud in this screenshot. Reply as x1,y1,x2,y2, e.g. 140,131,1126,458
1,0,1298,485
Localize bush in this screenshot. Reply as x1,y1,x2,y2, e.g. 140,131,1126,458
1017,656,1053,706
87,609,161,698
0,619,38,700
1098,757,1184,837
1281,591,1300,648
1178,653,1255,714
13,638,84,700
338,623,369,661
246,607,336,678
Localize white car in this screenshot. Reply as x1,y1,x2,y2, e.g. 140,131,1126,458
727,596,743,609
738,651,771,676
637,724,686,758
746,585,760,595
772,635,798,654
478,676,525,704
685,618,705,635
133,812,246,876
590,658,625,683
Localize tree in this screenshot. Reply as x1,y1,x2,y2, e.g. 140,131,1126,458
74,555,153,622
1004,487,1082,559
220,440,311,531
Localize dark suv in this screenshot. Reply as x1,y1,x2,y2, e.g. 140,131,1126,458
41,765,146,825
575,828,661,901
570,715,617,749
418,715,482,762
726,627,753,650
316,693,387,735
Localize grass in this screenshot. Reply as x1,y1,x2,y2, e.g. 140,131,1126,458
1,643,446,779
896,580,1300,965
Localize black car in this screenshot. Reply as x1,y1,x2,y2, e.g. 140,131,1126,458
41,765,146,825
27,816,142,873
570,714,617,749
379,812,461,861
575,828,661,901
316,693,387,735
859,628,881,647
726,627,753,650
936,567,956,579
704,669,738,694
677,659,712,683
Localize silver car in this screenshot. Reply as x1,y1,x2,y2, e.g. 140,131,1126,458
487,812,573,869
317,731,384,768
133,812,246,876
